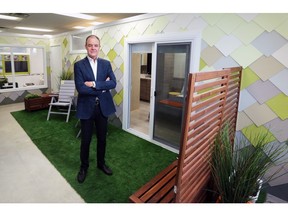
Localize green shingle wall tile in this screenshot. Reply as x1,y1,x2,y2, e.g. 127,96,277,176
107,38,117,50
266,93,288,120
201,14,223,26
230,44,262,68
276,19,288,40
120,36,125,47
98,50,105,58
36,41,49,48
101,32,112,47
241,67,260,90
254,14,288,32
199,58,207,71
173,14,195,30
216,14,245,34
119,89,124,98
47,66,51,72
202,25,225,46
242,124,276,146
238,14,258,22
18,37,29,45
120,63,124,73
62,38,68,48
151,16,170,33
113,93,122,106
232,21,264,45
135,18,153,35
107,49,117,63
127,28,141,38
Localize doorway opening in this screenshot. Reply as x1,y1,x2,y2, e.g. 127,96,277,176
123,33,201,151
129,44,153,137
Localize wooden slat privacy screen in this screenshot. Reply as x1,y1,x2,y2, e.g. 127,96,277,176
175,66,242,202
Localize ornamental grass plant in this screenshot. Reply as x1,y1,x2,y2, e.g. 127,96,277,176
210,124,288,203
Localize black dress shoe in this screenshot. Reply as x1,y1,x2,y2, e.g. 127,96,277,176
98,164,113,175
77,169,87,183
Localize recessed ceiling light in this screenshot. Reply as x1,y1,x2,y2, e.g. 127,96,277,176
73,26,86,29
43,35,53,38
14,27,53,32
54,13,97,20
91,22,103,26
0,14,23,21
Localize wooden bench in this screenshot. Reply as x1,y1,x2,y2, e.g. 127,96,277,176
129,160,178,203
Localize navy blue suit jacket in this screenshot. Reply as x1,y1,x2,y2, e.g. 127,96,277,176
74,57,116,119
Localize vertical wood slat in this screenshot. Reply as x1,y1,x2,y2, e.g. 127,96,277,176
222,67,243,144
175,66,242,203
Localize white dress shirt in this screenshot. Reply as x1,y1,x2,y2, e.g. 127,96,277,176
87,56,97,88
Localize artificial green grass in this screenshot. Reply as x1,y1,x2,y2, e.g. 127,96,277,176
11,109,177,203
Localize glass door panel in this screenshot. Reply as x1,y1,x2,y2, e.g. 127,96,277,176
153,43,190,149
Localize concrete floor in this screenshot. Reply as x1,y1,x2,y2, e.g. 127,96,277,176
0,102,84,203
0,102,287,203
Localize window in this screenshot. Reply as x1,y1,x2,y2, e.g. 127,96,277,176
3,54,30,74
0,45,47,91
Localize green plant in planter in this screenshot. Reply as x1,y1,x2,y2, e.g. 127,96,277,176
210,123,288,203
24,93,41,99
0,75,8,88
59,70,73,80
0,76,8,82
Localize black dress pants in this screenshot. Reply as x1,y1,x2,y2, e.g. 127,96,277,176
80,103,108,171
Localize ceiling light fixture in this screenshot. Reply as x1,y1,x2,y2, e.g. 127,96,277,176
91,22,103,26
0,14,23,21
14,27,53,32
73,26,86,29
54,13,97,20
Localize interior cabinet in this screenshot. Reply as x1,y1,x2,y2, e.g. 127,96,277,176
140,78,151,101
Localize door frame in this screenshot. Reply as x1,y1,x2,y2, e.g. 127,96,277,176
50,45,62,93
123,32,201,152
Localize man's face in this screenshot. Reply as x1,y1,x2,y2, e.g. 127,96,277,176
85,36,100,60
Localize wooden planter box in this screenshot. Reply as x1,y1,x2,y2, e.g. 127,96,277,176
24,96,51,111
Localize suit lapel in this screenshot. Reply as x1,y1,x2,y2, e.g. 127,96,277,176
97,58,104,81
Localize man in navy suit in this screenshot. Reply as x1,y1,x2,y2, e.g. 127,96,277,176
74,35,117,183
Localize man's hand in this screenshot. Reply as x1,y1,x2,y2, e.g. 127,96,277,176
84,81,94,87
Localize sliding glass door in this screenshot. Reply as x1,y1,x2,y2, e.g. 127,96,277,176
153,43,191,149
